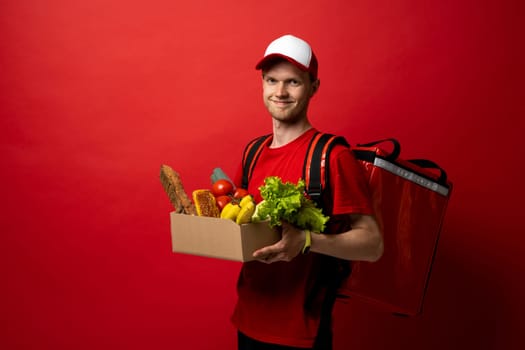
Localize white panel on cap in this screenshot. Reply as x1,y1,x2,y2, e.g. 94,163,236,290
264,35,312,68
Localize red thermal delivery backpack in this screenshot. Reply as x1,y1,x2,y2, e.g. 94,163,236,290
242,132,453,316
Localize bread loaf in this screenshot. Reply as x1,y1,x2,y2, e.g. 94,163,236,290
160,165,197,215
192,189,220,217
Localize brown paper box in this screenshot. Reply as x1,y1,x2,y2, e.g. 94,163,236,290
170,212,281,262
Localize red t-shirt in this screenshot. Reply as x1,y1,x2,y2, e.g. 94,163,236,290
231,128,373,347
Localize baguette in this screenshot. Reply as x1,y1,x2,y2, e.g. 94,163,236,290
160,165,197,215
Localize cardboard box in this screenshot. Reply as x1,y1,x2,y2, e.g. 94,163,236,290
170,212,281,262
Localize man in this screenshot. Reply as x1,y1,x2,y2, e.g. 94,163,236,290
231,34,383,350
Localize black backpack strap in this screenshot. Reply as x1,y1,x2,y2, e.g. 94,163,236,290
241,134,272,189
301,133,354,320
303,132,350,207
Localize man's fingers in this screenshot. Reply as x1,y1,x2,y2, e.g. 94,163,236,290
253,240,282,257
253,243,285,263
253,247,272,259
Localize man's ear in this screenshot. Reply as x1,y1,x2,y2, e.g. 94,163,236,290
311,79,320,96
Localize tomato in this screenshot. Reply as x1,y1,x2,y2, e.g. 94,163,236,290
233,188,249,199
211,179,234,197
215,195,232,211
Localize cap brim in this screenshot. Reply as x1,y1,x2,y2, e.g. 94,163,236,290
255,53,309,72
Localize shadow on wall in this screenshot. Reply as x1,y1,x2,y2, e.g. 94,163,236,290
332,217,506,350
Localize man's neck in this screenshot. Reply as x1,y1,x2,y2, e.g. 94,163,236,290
270,120,312,148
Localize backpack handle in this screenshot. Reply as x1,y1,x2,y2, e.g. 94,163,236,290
356,138,401,162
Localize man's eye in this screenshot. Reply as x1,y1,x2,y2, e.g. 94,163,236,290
289,80,300,86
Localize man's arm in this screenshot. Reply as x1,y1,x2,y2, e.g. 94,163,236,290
310,214,383,261
253,214,383,264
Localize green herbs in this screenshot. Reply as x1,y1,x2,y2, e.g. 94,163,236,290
254,176,329,233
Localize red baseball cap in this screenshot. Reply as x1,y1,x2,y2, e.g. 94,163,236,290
255,34,318,80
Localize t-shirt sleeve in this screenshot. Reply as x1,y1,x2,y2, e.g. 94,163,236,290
329,144,374,216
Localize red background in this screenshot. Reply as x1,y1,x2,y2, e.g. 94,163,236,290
2,0,524,349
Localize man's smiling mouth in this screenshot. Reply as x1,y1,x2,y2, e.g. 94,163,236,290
271,99,293,106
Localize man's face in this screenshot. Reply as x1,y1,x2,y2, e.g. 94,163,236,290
262,61,319,124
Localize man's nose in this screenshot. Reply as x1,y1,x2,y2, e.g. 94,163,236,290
275,82,288,97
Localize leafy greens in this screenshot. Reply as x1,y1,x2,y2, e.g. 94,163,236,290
254,176,329,233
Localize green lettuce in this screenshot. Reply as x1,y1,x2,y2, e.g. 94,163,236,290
254,176,329,233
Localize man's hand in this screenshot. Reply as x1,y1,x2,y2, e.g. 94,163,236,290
252,221,305,264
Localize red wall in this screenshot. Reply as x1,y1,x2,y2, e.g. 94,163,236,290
2,1,524,349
